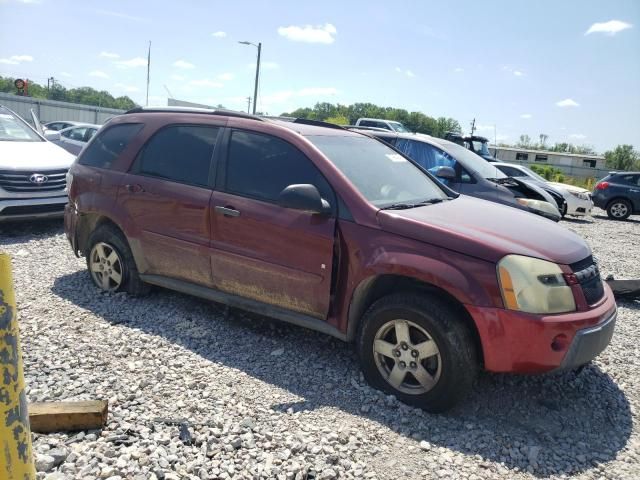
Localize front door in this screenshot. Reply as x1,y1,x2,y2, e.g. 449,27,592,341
117,124,221,286
210,129,336,319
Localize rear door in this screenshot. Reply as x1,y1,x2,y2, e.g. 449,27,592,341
210,129,336,319
620,174,640,211
59,127,89,155
117,124,222,286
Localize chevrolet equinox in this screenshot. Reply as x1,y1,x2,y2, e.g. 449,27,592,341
64,107,617,412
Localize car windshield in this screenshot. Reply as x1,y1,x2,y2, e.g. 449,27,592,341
308,135,449,208
472,140,491,156
519,166,548,183
436,140,506,179
0,107,43,142
389,122,411,133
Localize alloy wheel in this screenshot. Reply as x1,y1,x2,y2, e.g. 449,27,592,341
610,202,628,218
89,242,123,291
373,319,442,395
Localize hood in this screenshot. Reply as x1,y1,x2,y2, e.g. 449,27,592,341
0,140,75,171
548,182,588,194
377,195,590,265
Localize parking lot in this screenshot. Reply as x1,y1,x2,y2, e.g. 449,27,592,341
1,211,638,480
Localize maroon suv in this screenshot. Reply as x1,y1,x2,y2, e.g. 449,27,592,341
64,107,617,412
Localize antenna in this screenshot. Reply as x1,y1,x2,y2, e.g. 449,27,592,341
163,84,175,99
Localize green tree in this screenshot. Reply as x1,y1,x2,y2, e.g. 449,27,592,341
324,114,349,126
517,134,532,148
604,145,640,171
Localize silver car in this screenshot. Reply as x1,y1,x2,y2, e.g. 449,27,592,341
45,124,100,156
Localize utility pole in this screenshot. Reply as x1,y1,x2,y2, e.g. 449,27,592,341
470,118,476,135
238,41,262,115
246,96,252,114
146,41,151,106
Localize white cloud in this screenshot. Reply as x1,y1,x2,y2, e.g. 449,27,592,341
454,67,464,73
217,73,234,81
520,113,532,119
99,51,120,59
569,133,587,140
114,57,147,68
277,23,337,44
114,83,139,92
189,79,224,88
0,54,33,65
96,9,149,23
475,124,494,132
298,87,338,96
502,65,525,76
395,67,416,78
585,20,633,36
171,74,186,81
212,31,227,38
59,72,72,77
513,70,524,76
496,134,509,142
556,98,580,107
173,60,195,69
89,70,109,78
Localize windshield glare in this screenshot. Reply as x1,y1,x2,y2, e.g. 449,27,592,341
0,107,42,142
390,122,411,133
472,140,491,156
437,141,506,179
308,135,448,207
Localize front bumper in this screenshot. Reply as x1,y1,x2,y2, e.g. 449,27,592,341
0,195,67,222
467,282,617,373
566,196,593,216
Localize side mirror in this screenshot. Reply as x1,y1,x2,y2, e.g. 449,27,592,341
278,184,331,214
434,166,456,180
44,131,61,141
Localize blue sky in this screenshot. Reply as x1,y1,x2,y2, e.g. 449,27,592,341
0,0,638,152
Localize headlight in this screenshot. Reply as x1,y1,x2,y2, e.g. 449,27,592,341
516,198,560,218
569,190,589,201
497,255,576,314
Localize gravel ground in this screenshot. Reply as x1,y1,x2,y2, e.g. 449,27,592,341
0,209,638,480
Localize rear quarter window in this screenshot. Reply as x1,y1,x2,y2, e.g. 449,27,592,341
78,123,143,169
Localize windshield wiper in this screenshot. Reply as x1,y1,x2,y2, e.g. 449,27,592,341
380,198,446,210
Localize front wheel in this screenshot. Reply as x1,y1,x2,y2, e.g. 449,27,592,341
606,199,632,220
356,293,477,413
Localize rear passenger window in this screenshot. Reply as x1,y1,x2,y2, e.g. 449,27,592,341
225,130,334,205
79,123,143,169
133,125,219,187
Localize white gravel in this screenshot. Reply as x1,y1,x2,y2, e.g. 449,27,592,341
1,209,638,480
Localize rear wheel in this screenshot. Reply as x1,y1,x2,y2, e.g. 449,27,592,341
606,199,631,220
356,293,477,413
86,225,150,296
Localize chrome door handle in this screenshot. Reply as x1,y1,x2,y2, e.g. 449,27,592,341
215,206,240,217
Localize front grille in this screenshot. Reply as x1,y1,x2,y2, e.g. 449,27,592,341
570,255,605,305
0,169,67,193
1,204,65,216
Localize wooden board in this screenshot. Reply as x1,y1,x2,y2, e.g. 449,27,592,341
28,400,108,433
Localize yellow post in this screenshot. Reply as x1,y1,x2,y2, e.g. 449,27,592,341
0,253,35,480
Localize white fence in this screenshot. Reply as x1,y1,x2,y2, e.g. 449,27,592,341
0,92,124,125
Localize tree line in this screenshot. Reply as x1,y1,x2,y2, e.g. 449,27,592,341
0,76,137,110
281,102,462,138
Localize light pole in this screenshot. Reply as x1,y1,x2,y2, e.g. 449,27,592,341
239,41,261,115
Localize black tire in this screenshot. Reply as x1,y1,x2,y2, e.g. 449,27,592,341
356,293,477,413
606,198,632,220
85,224,150,296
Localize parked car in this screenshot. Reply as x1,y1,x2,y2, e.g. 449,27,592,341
355,118,411,133
492,162,591,217
592,172,640,220
0,105,75,221
444,132,496,162
45,123,100,156
65,107,616,412
43,120,86,132
355,129,561,222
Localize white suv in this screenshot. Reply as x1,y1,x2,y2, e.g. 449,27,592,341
0,106,75,221
355,118,411,133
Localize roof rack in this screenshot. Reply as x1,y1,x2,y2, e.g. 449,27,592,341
345,125,392,133
124,106,264,121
